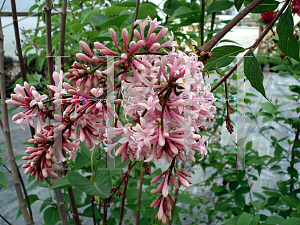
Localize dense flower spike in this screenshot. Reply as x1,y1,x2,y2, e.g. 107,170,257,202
7,17,216,223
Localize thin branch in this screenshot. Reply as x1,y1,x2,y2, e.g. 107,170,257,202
129,0,140,43
211,0,291,92
10,0,27,82
207,11,216,41
59,0,81,223
198,0,265,52
0,13,33,225
62,162,81,225
91,196,96,225
97,198,102,225
200,0,205,45
119,161,132,225
45,0,54,88
136,163,144,225
103,198,107,225
0,213,12,225
10,0,35,137
59,0,67,71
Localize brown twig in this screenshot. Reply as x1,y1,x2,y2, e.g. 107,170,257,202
0,14,33,225
59,0,67,71
118,161,132,225
59,1,81,223
44,1,68,224
210,0,291,92
129,0,140,43
0,213,12,225
62,162,81,225
198,0,266,52
10,0,27,82
10,0,36,138
45,0,54,88
136,163,144,225
91,196,96,225
200,0,205,45
224,81,233,134
103,198,107,225
97,198,102,225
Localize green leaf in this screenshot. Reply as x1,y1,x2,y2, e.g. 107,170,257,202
229,181,239,191
265,216,285,224
246,141,253,150
277,6,300,61
23,46,33,56
89,14,109,26
260,126,275,132
74,152,90,169
244,0,280,13
211,184,225,193
91,14,130,28
36,54,46,72
82,8,101,23
205,45,244,71
281,196,300,208
71,23,85,33
33,72,42,82
0,172,8,188
251,200,267,211
237,212,259,225
40,197,52,212
268,196,279,206
137,3,158,20
43,207,60,225
282,217,300,225
114,1,137,7
234,0,244,11
169,6,192,19
163,0,186,16
225,216,240,225
234,195,245,208
66,171,112,198
290,85,300,94
260,102,277,114
253,192,266,200
207,1,234,14
105,6,125,16
177,193,197,205
27,54,36,66
288,167,298,179
50,176,72,190
244,49,268,100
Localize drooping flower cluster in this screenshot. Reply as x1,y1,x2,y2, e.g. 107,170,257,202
7,16,216,222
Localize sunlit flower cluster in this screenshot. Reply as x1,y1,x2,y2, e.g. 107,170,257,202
7,16,216,222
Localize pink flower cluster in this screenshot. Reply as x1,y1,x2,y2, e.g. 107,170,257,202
7,16,216,222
